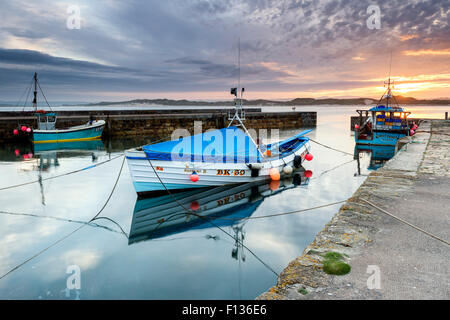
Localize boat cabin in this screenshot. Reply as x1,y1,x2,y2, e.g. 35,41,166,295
35,111,57,130
356,105,410,140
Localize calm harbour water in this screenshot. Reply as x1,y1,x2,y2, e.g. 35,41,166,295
0,105,447,299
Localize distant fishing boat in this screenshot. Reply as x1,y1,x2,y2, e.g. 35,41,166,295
15,73,105,144
354,78,414,146
125,87,314,196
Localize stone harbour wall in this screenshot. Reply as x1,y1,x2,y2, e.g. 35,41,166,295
0,110,317,142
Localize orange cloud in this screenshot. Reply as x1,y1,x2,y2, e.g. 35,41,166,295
403,49,450,56
399,34,419,41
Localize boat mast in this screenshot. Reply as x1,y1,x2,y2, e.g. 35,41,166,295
227,39,265,158
384,52,393,108
32,72,37,112
384,77,393,108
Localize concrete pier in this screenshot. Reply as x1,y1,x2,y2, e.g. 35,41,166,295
0,109,317,142
258,119,449,300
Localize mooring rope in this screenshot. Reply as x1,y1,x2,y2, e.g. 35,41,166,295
309,138,354,156
415,130,450,137
0,156,126,281
0,154,124,191
0,210,127,237
213,200,347,221
311,158,356,180
358,198,449,246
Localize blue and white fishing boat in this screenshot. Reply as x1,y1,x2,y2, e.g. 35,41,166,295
355,78,413,146
32,111,105,144
125,88,313,196
18,73,105,144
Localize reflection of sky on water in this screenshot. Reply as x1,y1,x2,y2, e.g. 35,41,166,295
0,105,427,299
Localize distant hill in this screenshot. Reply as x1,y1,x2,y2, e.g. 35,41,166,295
75,96,450,107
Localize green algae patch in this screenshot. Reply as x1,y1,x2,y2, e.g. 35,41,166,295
323,251,345,261
298,287,308,295
323,260,351,275
321,251,351,275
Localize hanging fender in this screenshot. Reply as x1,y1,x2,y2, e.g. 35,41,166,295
293,155,302,168
247,163,262,177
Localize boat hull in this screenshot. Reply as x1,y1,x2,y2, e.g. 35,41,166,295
126,142,311,196
355,130,406,146
32,120,105,144
32,139,105,153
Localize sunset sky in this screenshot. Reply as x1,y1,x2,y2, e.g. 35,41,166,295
0,0,449,102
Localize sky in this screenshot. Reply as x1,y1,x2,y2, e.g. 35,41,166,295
0,0,449,102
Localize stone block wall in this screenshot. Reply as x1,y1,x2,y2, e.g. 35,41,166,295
0,111,317,142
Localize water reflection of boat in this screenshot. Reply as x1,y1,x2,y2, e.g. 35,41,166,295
14,139,106,205
128,169,310,245
32,139,105,153
354,145,396,173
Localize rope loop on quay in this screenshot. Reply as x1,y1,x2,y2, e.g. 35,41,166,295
358,198,450,246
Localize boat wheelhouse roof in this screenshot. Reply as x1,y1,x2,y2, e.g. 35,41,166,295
369,105,404,112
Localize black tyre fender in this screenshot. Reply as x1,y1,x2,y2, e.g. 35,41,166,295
293,155,302,168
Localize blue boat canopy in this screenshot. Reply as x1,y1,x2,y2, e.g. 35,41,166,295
143,126,261,163
141,126,310,163
369,105,404,112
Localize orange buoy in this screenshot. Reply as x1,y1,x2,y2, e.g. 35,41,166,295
190,173,199,182
269,168,280,181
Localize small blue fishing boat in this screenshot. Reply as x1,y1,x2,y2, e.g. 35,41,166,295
17,73,105,144
125,87,314,196
32,110,105,144
355,78,413,146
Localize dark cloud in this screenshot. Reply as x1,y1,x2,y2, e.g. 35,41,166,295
0,0,448,100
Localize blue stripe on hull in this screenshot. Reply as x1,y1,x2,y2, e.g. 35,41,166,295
33,139,104,152
133,181,209,193
355,131,406,146
33,126,104,143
